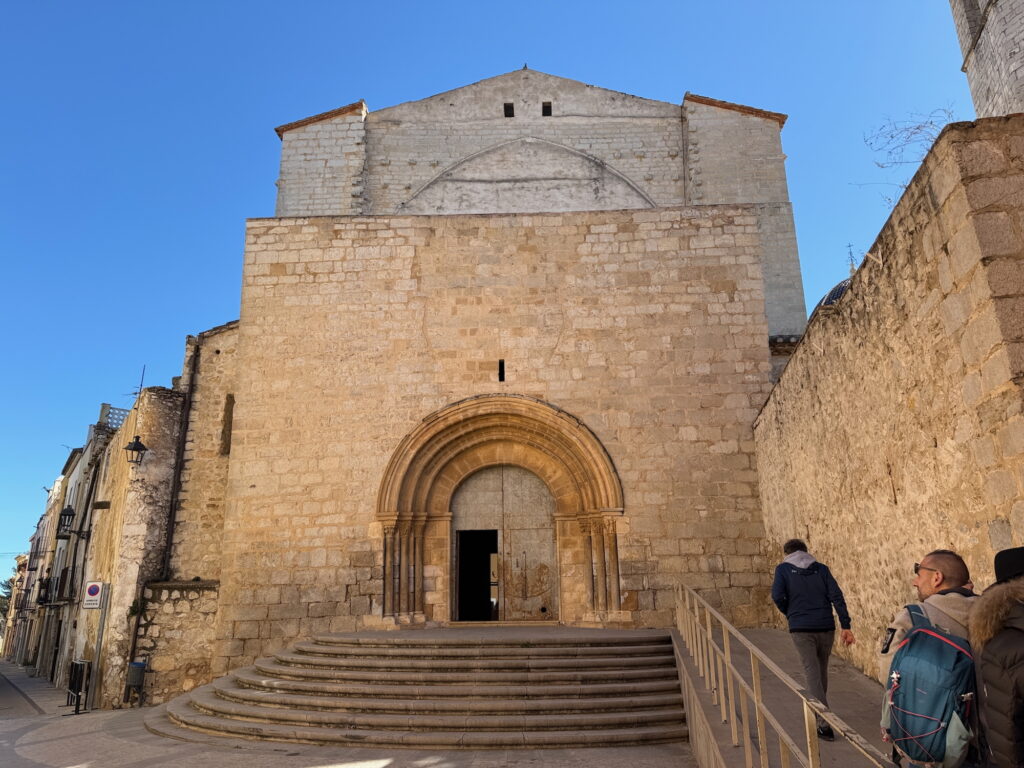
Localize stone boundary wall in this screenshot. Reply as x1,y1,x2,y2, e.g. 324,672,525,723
169,322,238,581
135,580,219,704
754,115,1024,679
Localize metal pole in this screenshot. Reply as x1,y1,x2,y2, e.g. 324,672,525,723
86,586,109,711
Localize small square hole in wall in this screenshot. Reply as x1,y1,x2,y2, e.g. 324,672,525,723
542,102,552,116
504,103,515,118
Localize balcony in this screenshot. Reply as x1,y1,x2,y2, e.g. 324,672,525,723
36,577,54,606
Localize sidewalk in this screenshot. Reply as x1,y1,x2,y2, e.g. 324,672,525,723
0,660,70,717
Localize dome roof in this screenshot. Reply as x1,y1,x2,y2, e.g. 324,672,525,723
812,278,851,316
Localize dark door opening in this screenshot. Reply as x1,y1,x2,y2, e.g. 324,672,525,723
456,529,498,621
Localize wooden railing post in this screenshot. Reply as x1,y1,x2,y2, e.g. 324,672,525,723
804,700,821,768
739,687,754,768
723,628,738,745
705,606,718,701
750,654,769,768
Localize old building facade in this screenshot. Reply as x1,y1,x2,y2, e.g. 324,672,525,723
10,0,1024,708
5,71,805,704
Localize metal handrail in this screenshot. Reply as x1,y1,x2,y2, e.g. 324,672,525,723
677,585,890,768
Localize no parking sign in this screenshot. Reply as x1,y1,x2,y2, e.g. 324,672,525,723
83,581,104,609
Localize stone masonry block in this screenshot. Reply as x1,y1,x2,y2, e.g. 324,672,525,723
953,140,1008,178
984,257,1024,298
993,296,1024,339
974,211,1022,259
965,175,1024,212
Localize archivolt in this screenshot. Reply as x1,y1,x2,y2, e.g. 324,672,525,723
397,136,656,212
376,394,624,525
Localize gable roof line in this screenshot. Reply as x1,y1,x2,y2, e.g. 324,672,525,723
275,100,367,139
683,93,787,127
373,68,680,115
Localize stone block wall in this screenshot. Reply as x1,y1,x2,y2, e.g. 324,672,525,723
68,388,185,707
169,322,238,581
363,70,684,212
949,0,1024,118
211,204,777,674
271,71,806,337
276,103,366,217
684,97,806,336
754,115,1024,679
135,580,219,704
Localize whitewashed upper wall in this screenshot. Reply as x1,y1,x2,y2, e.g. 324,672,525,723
684,98,806,335
273,70,807,335
948,0,1024,118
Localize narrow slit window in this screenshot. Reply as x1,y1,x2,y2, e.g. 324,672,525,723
503,102,514,118
220,394,235,456
498,360,506,382
542,101,552,117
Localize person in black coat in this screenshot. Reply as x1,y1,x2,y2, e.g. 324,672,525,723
771,539,855,741
969,546,1024,768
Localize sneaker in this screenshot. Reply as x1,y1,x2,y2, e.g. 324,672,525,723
816,725,835,742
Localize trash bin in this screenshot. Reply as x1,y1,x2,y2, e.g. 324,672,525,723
126,661,146,688
124,660,147,706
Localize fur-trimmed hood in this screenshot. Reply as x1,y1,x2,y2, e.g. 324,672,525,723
968,577,1024,651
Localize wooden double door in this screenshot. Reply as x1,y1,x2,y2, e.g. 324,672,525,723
451,466,558,622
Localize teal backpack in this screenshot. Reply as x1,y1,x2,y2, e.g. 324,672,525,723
882,604,976,767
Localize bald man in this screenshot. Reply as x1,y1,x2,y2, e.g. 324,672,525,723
879,549,977,680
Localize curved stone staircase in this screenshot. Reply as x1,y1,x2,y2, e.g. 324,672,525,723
149,627,687,749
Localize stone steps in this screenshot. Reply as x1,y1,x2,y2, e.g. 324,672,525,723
151,627,687,749
231,664,682,699
216,676,683,713
256,657,676,684
292,639,673,658
274,649,674,671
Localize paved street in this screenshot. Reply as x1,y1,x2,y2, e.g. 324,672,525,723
0,672,41,718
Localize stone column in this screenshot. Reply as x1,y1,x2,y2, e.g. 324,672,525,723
603,516,621,610
579,519,595,610
398,522,411,614
590,518,607,611
383,524,396,616
413,522,426,614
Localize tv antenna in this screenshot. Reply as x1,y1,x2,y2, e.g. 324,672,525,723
124,365,146,400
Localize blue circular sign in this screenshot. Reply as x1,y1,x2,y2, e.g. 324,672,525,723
86,584,100,597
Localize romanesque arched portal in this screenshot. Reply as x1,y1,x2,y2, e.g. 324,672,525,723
376,394,625,624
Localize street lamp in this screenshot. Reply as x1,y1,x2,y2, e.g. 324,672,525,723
57,506,75,538
124,435,148,465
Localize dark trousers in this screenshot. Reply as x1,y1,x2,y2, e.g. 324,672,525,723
790,630,834,726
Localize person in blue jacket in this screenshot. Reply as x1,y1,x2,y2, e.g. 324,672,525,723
772,538,856,741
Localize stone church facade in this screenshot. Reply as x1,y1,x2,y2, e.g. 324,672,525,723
199,70,807,676
3,70,811,705
10,4,1024,711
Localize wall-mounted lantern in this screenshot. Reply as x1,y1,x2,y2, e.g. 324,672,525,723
57,506,76,539
124,435,148,466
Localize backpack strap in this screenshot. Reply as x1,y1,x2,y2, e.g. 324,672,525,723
904,603,932,629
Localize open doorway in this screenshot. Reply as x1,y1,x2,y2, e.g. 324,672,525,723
455,529,498,621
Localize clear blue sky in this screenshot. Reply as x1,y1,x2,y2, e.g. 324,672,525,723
0,2,973,568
